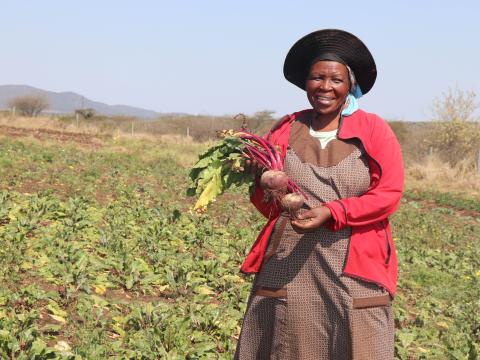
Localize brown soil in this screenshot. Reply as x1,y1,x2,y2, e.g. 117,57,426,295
0,125,106,148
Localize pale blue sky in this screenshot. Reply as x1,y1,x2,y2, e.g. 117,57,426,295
0,1,478,120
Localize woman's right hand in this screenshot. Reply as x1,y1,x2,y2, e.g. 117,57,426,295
244,158,263,177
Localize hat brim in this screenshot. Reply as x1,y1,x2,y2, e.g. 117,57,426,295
283,29,377,94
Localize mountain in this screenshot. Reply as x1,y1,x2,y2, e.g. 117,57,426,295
0,84,161,119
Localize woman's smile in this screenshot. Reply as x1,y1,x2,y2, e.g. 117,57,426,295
306,60,350,116
314,95,335,105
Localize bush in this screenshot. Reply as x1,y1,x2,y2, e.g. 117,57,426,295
75,108,96,119
427,88,480,164
8,94,49,117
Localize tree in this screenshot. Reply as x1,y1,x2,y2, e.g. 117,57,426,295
247,110,276,134
431,87,478,122
8,94,49,117
427,88,480,163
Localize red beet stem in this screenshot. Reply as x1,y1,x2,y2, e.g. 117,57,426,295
239,134,278,170
244,145,271,169
246,140,278,170
243,147,269,168
240,138,269,159
287,180,308,200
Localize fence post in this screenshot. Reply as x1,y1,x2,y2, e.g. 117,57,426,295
477,150,480,175
187,127,190,138
131,122,134,136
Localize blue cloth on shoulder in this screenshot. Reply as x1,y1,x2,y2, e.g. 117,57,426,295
341,85,363,117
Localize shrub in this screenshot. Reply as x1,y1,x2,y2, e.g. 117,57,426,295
75,108,96,119
8,94,49,117
427,88,480,164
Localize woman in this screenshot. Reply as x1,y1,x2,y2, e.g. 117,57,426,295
235,29,404,359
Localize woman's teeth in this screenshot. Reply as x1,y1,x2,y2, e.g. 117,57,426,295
316,96,334,104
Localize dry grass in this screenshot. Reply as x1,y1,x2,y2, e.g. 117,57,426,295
0,111,275,141
406,154,480,196
114,136,210,168
0,115,102,135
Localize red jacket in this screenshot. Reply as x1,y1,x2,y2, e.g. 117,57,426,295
240,109,404,296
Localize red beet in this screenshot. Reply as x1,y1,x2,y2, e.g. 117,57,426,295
280,193,304,217
260,170,288,191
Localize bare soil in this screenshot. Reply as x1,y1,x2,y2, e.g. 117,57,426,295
0,125,106,148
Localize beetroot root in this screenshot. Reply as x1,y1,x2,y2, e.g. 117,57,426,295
260,170,288,191
280,192,305,218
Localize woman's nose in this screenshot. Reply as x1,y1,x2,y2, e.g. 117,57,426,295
319,80,331,91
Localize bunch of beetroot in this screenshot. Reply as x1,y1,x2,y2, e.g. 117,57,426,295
187,129,306,217
240,132,306,216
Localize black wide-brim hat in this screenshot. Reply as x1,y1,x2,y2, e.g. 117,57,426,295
283,29,377,94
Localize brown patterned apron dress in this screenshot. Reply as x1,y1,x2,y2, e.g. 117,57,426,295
235,118,394,360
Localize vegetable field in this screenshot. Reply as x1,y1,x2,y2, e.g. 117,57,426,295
0,133,479,359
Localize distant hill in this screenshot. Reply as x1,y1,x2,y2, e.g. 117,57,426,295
0,84,167,119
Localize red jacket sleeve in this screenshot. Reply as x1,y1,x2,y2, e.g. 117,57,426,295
324,120,404,230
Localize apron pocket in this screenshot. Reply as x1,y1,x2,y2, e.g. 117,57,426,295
349,296,394,360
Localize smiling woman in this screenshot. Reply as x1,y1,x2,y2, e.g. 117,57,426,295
306,61,350,124
235,29,404,359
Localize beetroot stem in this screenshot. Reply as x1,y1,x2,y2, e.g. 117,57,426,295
243,146,270,169
243,148,267,168
288,180,309,200
239,134,278,170
240,139,276,170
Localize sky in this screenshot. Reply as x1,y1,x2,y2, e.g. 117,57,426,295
0,0,479,121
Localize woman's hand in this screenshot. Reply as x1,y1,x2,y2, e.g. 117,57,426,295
244,158,263,177
291,205,332,234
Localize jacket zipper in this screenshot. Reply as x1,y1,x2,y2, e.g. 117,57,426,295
384,220,391,265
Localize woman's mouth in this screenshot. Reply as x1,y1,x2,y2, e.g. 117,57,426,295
315,96,335,105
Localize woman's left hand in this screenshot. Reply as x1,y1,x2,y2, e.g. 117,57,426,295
291,206,332,234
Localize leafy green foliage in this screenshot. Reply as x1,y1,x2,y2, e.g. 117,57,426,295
187,136,254,211
0,137,479,358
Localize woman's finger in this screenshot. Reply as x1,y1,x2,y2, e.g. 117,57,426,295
244,158,262,175
253,160,263,176
291,217,316,231
296,210,314,220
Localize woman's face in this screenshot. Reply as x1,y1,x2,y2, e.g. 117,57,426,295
306,60,350,115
